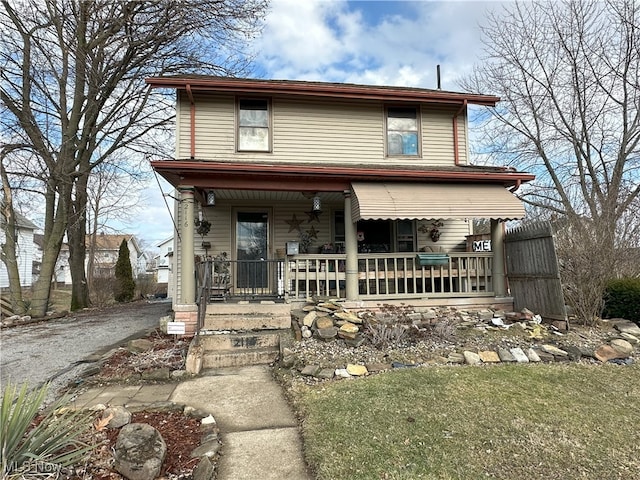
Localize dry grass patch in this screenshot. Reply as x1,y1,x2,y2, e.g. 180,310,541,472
293,363,640,480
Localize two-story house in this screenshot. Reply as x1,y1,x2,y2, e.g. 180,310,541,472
147,76,534,335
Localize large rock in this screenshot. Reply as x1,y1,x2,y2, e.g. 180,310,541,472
334,311,363,324
594,345,628,363
612,320,640,337
114,423,167,480
463,351,481,365
478,351,500,363
315,316,335,330
610,339,633,356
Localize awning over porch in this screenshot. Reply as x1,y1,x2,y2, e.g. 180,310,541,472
350,182,525,222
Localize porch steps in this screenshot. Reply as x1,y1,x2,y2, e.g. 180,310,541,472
203,302,291,330
198,330,286,368
199,302,292,368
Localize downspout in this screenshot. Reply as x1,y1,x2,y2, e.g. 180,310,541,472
452,99,467,166
509,179,522,193
186,84,196,160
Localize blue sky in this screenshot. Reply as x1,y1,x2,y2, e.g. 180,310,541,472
140,0,503,249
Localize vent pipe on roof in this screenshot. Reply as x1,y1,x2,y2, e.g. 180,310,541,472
437,65,441,90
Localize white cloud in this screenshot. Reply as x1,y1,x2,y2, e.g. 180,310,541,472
255,0,503,90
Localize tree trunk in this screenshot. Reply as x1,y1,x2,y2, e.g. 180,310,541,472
68,168,90,311
30,181,70,317
0,159,25,315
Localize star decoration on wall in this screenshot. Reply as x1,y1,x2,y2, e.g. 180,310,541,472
286,214,303,232
305,209,322,223
306,225,319,239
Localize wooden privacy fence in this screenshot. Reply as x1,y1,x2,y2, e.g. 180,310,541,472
505,222,567,323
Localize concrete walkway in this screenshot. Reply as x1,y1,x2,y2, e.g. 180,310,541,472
72,366,312,480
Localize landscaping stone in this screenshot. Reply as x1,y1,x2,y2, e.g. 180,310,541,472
612,320,640,337
541,345,568,357
316,368,335,379
303,311,317,328
346,364,368,376
478,351,500,363
103,405,132,429
317,327,338,341
190,440,221,459
192,456,215,480
334,368,351,378
114,423,167,480
463,351,481,365
510,348,529,363
610,339,634,355
447,352,465,364
334,311,362,324
128,338,153,354
594,345,628,363
498,348,517,362
315,317,335,330
301,365,321,376
619,333,639,345
526,348,541,362
563,345,583,361
536,350,555,362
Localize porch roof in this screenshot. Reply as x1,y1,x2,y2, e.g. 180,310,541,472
150,159,534,192
350,182,525,221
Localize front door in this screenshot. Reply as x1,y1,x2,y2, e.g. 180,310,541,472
236,211,269,293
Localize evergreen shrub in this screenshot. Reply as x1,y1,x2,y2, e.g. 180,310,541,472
602,278,640,324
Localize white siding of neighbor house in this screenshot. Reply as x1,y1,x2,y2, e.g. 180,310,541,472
0,226,34,288
177,93,467,167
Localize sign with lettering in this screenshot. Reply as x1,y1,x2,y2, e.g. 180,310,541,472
473,240,492,252
167,321,186,335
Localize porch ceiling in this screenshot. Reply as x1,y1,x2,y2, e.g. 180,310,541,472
351,182,525,221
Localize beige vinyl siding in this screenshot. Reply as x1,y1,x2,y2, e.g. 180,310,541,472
421,105,466,166
416,219,472,252
179,93,464,168
177,92,236,159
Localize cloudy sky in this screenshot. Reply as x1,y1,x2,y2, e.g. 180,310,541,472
139,0,504,249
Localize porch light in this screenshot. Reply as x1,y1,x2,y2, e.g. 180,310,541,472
312,195,322,213
205,190,216,206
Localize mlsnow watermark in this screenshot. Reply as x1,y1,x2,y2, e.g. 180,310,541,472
10,460,62,479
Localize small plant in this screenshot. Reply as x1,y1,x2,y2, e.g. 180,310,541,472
1,382,94,478
365,322,408,348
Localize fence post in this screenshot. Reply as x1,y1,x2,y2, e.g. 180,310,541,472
491,219,506,296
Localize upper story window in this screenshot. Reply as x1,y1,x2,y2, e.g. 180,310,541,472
238,98,270,152
386,107,419,156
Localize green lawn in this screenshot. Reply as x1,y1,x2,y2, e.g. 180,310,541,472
290,363,640,480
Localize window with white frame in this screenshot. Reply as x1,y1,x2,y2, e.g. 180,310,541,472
386,106,419,156
238,98,270,152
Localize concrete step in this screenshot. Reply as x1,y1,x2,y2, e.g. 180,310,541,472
198,331,282,351
204,303,291,330
202,347,279,369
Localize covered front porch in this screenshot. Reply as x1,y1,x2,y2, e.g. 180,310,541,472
152,160,533,334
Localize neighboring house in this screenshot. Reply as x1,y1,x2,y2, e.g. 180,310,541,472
0,212,37,288
154,236,175,298
147,76,535,333
58,233,143,284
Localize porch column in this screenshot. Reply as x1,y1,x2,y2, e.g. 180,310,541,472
491,219,506,296
344,190,359,300
179,186,196,303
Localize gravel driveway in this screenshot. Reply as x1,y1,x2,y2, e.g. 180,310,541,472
0,300,172,399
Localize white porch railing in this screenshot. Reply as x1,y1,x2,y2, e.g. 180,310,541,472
286,252,493,300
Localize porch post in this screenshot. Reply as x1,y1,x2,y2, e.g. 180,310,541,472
179,186,196,303
344,190,359,300
491,219,506,296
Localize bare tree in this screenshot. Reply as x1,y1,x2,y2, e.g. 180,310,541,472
85,160,145,291
1,0,268,316
462,0,640,323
